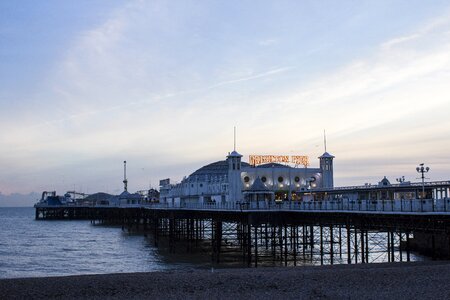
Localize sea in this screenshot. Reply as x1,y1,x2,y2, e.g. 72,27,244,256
1,207,427,279
0,207,196,279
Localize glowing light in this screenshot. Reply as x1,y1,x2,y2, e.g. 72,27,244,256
249,155,309,167
291,156,310,166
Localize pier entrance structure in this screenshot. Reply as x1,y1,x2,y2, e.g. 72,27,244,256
159,149,334,206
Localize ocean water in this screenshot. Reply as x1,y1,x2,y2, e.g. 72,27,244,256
1,208,427,278
0,207,183,279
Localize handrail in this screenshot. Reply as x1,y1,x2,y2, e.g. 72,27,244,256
141,198,450,213
36,198,450,213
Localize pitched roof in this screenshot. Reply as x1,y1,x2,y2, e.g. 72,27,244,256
319,152,335,159
248,177,270,192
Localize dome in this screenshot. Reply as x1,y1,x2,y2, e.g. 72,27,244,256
190,160,250,177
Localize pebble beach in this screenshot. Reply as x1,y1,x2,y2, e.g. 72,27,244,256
1,261,450,299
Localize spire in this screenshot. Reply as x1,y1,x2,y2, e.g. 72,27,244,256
227,126,242,158
234,126,236,151
324,129,327,153
123,160,128,192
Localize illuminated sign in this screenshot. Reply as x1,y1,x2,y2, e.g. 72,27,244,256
249,155,309,167
291,155,310,166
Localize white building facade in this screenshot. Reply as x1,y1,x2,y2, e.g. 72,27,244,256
159,150,334,205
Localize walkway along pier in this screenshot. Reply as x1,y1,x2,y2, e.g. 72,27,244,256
35,199,450,267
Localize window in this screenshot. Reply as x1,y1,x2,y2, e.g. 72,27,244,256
261,176,267,183
199,183,203,187
244,176,250,183
278,176,284,183
294,176,300,183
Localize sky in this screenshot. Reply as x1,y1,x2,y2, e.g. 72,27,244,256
1,1,450,205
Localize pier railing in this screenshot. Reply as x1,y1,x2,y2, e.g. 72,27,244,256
142,198,450,213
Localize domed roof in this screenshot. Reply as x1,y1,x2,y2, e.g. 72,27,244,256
227,150,243,157
319,152,335,158
190,160,250,177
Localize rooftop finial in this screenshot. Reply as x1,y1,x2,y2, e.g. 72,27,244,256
324,129,327,153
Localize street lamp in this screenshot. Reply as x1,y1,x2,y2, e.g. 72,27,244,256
416,163,430,199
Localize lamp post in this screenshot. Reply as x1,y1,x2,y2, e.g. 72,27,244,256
416,163,430,212
416,164,430,198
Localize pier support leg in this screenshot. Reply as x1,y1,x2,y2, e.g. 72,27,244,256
330,225,334,265
390,232,395,262
354,228,358,264
247,224,252,267
347,225,351,264
254,226,258,268
406,232,411,262
320,225,324,265
361,229,365,264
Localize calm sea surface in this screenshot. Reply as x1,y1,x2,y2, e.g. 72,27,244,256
1,207,427,279
0,207,196,279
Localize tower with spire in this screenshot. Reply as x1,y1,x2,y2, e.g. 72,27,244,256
319,130,335,188
227,127,243,202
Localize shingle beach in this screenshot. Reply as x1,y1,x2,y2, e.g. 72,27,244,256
1,261,449,299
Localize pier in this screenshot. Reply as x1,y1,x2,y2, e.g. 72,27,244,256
35,198,450,266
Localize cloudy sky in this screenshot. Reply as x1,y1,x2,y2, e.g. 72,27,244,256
1,0,450,200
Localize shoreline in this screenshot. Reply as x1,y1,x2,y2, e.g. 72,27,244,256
1,261,450,299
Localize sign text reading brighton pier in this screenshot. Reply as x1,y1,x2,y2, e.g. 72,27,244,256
249,155,309,167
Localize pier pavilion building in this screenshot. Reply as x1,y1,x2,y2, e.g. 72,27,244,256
159,149,334,205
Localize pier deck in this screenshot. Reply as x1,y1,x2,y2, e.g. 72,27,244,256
35,199,450,266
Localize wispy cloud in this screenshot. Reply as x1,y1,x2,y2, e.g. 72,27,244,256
2,2,450,194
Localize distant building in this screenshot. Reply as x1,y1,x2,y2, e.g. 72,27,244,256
159,148,334,205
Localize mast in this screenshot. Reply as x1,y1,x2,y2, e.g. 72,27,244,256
234,126,236,151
